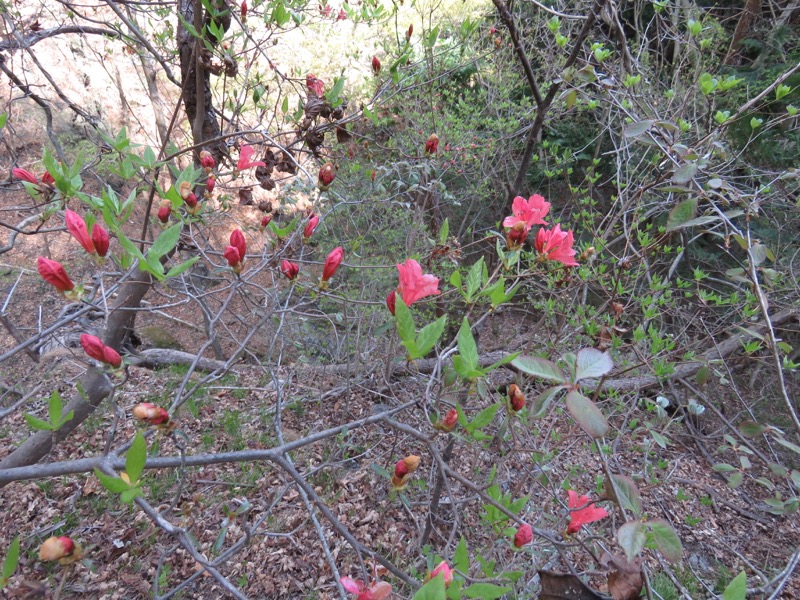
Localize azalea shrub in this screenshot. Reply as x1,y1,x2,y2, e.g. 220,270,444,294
2,0,800,599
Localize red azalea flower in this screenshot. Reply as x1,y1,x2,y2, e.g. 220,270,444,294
306,74,325,96
37,256,74,292
237,144,266,171
566,490,608,534
337,8,347,20
534,224,579,267
340,576,392,600
322,246,344,282
92,223,110,257
514,523,533,548
65,209,95,255
503,194,550,229
396,259,440,307
12,168,38,185
80,333,121,368
320,3,332,17
304,214,320,239
281,260,299,280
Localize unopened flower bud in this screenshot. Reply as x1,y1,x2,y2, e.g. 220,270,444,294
509,384,525,412
514,523,532,548
157,200,171,224
132,402,170,425
371,56,381,75
12,167,38,185
318,163,335,190
386,290,396,315
434,408,458,432
184,192,198,209
92,224,109,258
506,222,528,250
424,133,439,154
179,181,192,200
402,455,420,473
199,150,215,171
428,562,453,587
405,24,413,42
281,260,299,280
240,0,247,20
206,176,216,196
260,214,272,232
38,256,75,293
39,536,80,564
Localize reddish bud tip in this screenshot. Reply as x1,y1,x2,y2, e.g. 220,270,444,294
322,246,344,282
39,536,79,563
424,133,439,154
12,167,38,185
371,56,382,75
318,163,336,189
304,214,319,239
92,223,110,258
199,150,216,170
38,256,74,292
281,260,299,280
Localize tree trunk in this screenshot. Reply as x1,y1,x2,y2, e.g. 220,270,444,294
725,0,762,66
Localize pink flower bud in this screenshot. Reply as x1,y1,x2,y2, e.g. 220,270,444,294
506,222,529,250
322,246,344,282
91,223,109,258
406,23,413,42
509,384,525,411
199,150,216,170
371,56,381,75
132,402,170,425
157,200,171,224
304,214,319,238
38,256,74,292
435,408,458,432
39,536,80,563
337,8,346,20
259,214,272,232
318,163,336,189
80,334,122,367
514,523,532,548
184,192,198,209
12,167,38,185
230,229,246,262
386,290,396,315
65,209,95,255
425,133,439,154
428,562,453,587
281,260,299,280
41,172,55,186
206,176,216,195
240,0,247,19
394,458,409,479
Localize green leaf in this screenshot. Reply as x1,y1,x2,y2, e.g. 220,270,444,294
0,113,8,130
485,352,520,373
617,521,646,562
119,486,143,505
115,229,147,265
48,390,63,427
511,356,566,383
438,218,449,245
722,571,746,600
565,391,609,438
666,197,699,231
454,537,469,573
465,258,483,301
574,348,613,381
450,270,462,290
24,414,53,431
671,162,698,184
395,297,415,343
94,468,131,494
413,575,446,600
529,385,565,419
325,75,346,105
726,471,744,488
416,316,447,357
611,474,643,518
149,222,182,260
623,119,655,138
645,518,683,562
126,431,147,483
1,536,20,585
457,318,479,372
713,463,738,473
468,403,500,432
165,255,201,278
464,583,511,599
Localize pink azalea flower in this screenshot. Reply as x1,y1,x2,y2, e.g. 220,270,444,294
396,259,440,307
534,224,579,267
340,576,392,600
427,561,453,587
306,74,325,96
12,168,39,185
566,490,608,534
502,194,550,230
237,145,266,171
514,523,533,548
